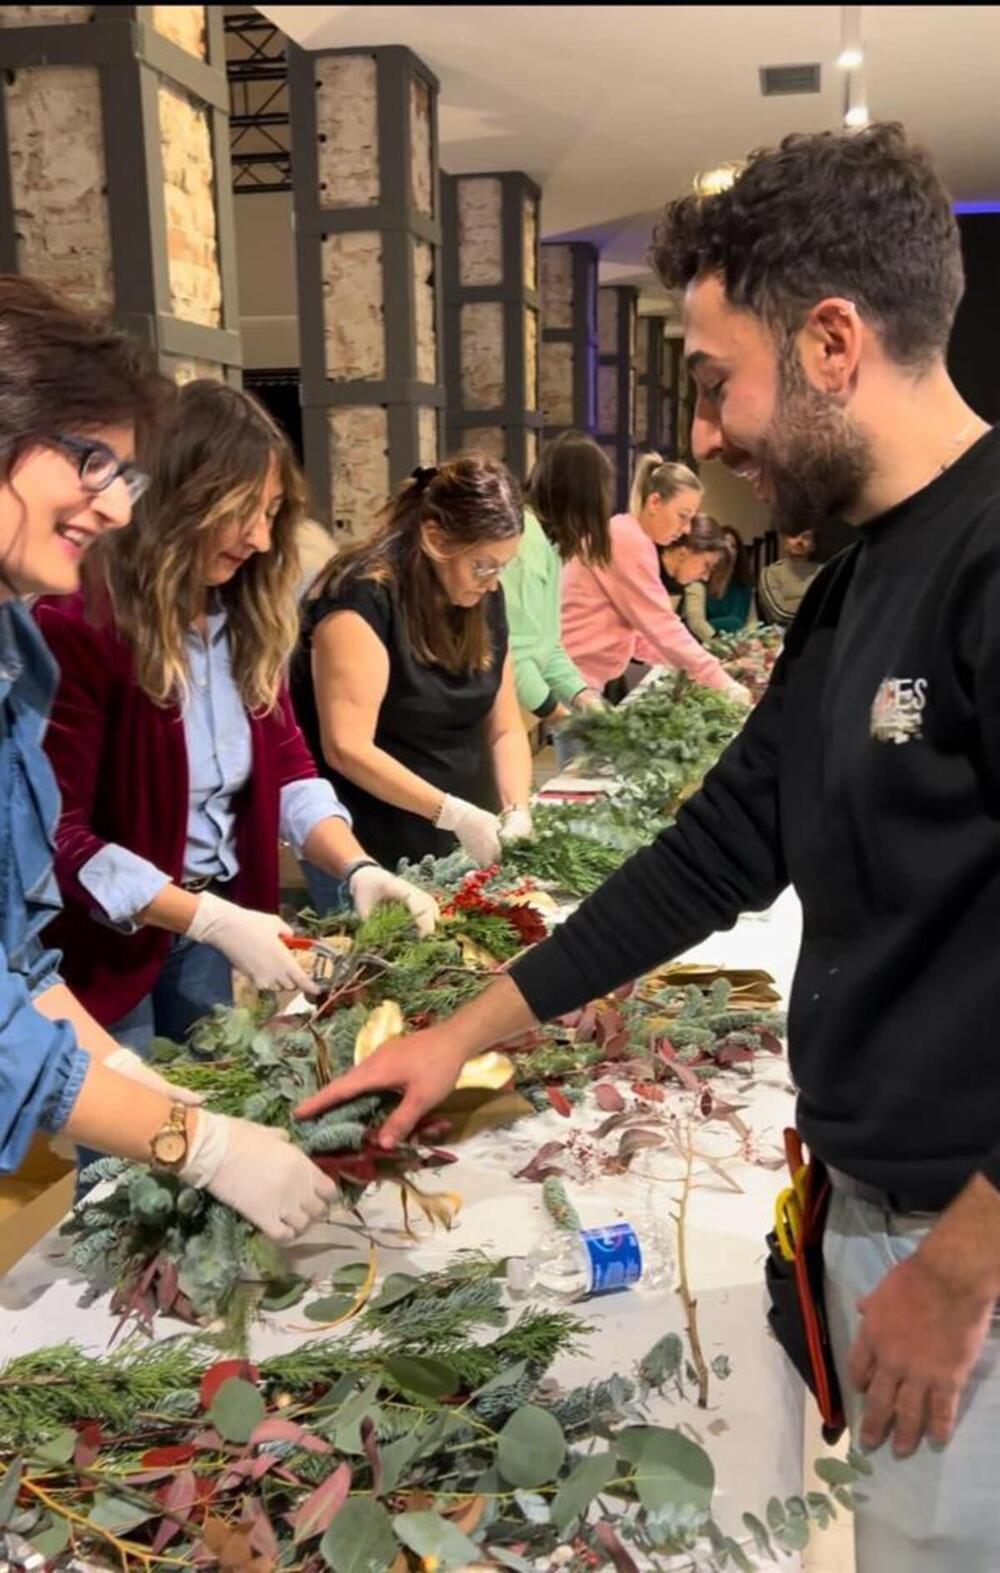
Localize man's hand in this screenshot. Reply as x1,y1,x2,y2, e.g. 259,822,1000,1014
848,1189,1000,1456
295,1027,469,1148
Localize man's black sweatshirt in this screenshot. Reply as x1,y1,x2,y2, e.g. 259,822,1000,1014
511,427,1000,1209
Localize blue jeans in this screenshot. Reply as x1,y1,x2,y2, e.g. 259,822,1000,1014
76,934,233,1191
301,860,349,918
824,1189,1000,1571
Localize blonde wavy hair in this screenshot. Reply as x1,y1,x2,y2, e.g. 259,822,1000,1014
89,380,305,713
629,451,702,519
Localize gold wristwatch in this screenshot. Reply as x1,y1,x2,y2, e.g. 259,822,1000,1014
149,1102,190,1171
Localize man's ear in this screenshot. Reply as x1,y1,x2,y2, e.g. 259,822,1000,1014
798,297,863,398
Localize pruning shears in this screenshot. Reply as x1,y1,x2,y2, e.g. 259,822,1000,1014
773,1162,808,1262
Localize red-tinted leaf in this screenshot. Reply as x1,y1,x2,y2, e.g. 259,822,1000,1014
594,1082,625,1113
74,1422,103,1470
595,1519,640,1573
292,1462,352,1543
759,1029,784,1055
594,1007,624,1047
514,1140,566,1183
658,1036,677,1060
360,1416,383,1497
658,1044,701,1092
612,981,636,1001
699,1089,714,1118
312,1152,379,1183
412,1116,452,1142
601,1030,631,1061
591,1110,631,1140
220,1456,280,1492
258,1418,330,1454
141,1444,196,1469
545,1086,573,1118
573,1003,598,1043
200,1361,260,1410
632,1080,664,1104
193,1429,225,1451
153,1468,198,1552
555,1008,583,1030
243,1497,279,1560
617,1128,664,1161
715,1044,754,1067
155,1257,180,1313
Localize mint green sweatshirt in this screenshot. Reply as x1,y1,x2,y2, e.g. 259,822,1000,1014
502,509,589,716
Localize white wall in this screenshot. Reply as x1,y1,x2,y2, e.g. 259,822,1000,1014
234,190,300,368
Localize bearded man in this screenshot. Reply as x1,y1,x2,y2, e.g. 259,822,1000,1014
299,124,1000,1570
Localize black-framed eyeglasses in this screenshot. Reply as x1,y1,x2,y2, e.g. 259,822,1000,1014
49,434,150,505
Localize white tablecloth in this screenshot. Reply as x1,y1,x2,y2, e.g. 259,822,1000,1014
0,889,807,1552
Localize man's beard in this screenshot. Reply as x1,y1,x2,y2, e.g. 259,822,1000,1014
758,342,874,533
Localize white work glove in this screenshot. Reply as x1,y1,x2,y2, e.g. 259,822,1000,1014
725,680,753,708
349,864,439,938
499,805,533,844
436,794,502,867
104,1047,203,1107
186,891,318,995
181,1109,338,1243
571,688,606,713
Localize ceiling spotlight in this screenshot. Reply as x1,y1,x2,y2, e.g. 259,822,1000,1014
693,162,742,197
844,104,870,128
837,45,864,68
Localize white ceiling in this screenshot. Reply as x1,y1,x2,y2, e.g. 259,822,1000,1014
260,4,1000,299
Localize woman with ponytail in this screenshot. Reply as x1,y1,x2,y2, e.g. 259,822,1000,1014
291,455,531,893
37,379,436,1065
560,452,750,703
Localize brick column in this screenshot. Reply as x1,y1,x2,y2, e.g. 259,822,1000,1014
539,240,598,439
0,5,241,383
596,284,638,513
288,44,443,537
441,171,542,482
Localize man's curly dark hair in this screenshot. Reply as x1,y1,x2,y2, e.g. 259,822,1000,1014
651,123,964,370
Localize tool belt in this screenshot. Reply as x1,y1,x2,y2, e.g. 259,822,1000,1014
764,1127,846,1444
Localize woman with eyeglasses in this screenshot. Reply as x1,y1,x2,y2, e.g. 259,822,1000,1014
36,380,437,1080
0,276,337,1241
290,456,531,900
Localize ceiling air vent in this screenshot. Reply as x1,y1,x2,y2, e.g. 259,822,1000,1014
759,62,822,97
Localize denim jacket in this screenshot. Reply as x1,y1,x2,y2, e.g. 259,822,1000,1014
0,601,87,1172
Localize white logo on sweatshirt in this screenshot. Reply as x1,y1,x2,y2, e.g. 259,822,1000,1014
870,677,928,745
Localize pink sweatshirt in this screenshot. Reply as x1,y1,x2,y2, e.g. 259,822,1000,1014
560,513,733,693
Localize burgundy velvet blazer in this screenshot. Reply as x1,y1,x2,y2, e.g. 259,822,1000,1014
34,592,318,1026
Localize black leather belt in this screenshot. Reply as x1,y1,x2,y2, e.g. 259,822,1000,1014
827,1166,942,1217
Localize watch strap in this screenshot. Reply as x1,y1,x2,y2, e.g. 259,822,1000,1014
343,857,380,889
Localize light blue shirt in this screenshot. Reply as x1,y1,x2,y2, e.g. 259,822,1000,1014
79,605,348,926
0,602,88,1170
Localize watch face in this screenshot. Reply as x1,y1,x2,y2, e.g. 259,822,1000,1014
154,1130,187,1166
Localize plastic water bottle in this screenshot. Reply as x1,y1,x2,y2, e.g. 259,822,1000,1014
511,1207,675,1303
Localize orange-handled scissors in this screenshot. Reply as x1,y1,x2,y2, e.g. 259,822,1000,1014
773,1162,808,1262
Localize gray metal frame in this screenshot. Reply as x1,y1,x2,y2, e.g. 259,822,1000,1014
540,240,598,439
596,285,638,512
441,170,543,480
289,42,444,527
224,10,290,195
0,6,241,381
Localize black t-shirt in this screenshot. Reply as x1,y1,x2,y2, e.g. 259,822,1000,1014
291,574,508,870
513,427,1000,1208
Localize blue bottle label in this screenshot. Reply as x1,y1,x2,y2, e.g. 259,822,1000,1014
581,1223,643,1295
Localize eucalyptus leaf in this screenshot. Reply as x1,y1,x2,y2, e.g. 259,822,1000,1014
32,1429,76,1466
330,1379,384,1455
617,1425,715,1514
774,1517,810,1553
382,1354,460,1400
550,1452,617,1533
497,1406,566,1488
815,1457,861,1488
304,1294,357,1324
471,1359,529,1398
379,1432,424,1496
320,1498,396,1573
260,1278,307,1312
31,1518,71,1560
207,1377,266,1444
332,1261,372,1289
741,1511,775,1561
367,1272,421,1312
721,1536,755,1572
765,1496,786,1531
846,1446,874,1477
0,1459,22,1526
88,1490,154,1535
393,1511,480,1568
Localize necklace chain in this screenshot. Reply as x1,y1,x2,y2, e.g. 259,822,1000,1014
927,415,984,486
